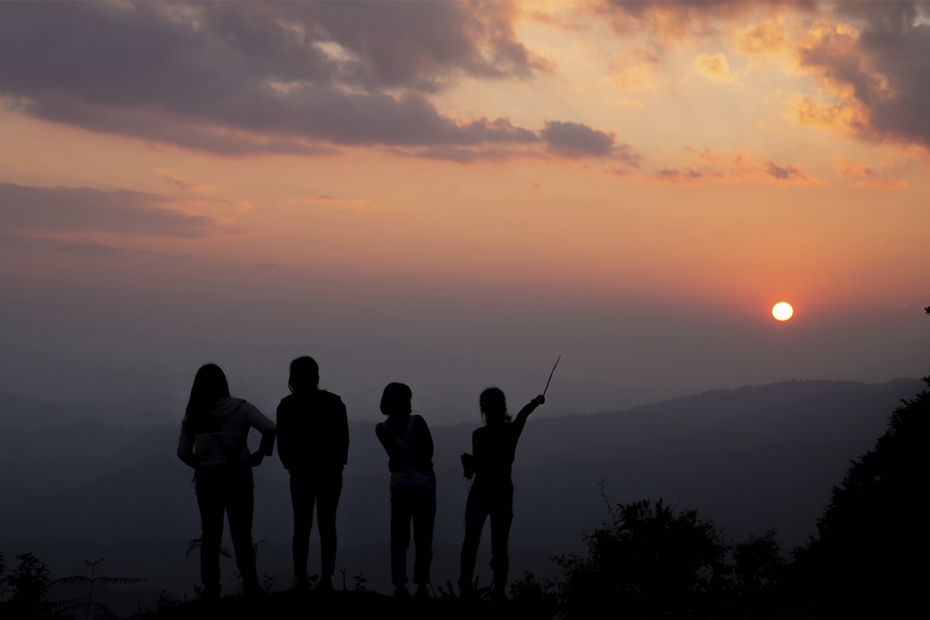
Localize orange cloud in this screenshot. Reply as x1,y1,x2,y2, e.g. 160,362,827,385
732,13,930,158
695,53,737,83
791,95,871,137
642,148,824,189
604,166,632,178
831,156,873,179
601,63,657,108
588,0,771,50
830,156,908,190
854,179,908,190
734,18,791,58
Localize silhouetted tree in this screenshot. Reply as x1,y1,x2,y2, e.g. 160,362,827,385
3,553,51,618
796,368,929,619
732,530,783,604
554,497,728,618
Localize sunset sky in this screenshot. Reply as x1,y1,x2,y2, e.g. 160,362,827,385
1,1,928,422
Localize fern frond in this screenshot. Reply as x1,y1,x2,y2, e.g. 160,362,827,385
93,577,148,586
49,576,92,587
89,601,117,620
45,596,90,612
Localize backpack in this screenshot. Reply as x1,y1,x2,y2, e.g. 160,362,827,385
382,416,434,491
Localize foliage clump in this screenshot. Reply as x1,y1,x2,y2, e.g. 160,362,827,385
794,372,929,618
732,530,783,606
554,496,729,618
1,552,51,618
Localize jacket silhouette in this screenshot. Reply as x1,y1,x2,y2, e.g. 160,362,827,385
375,382,436,598
277,356,349,591
177,363,276,599
460,388,543,599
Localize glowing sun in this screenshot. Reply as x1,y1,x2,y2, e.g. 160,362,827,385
772,302,794,321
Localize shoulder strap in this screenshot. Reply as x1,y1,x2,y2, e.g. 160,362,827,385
383,416,416,471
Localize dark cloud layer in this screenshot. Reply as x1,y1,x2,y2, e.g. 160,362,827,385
0,183,216,238
0,2,549,157
541,121,642,166
0,234,128,258
801,1,930,151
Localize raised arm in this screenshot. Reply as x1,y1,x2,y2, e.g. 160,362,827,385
512,394,545,434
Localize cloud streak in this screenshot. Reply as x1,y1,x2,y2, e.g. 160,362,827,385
0,183,219,238
643,148,823,189
830,156,908,190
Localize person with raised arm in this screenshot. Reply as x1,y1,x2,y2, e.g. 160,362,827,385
375,382,436,598
276,356,349,592
459,388,545,601
177,363,276,600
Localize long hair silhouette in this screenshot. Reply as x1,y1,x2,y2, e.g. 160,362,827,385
184,363,230,436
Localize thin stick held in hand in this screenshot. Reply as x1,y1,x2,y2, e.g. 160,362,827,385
542,355,561,397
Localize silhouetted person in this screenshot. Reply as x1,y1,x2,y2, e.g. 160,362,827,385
276,356,349,592
177,363,276,600
459,388,544,600
375,382,436,598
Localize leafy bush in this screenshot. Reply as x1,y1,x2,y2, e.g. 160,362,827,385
554,496,729,618
509,570,558,618
732,530,783,602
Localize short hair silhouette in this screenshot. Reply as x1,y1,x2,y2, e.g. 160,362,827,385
185,363,230,435
288,356,320,394
480,387,510,423
380,382,413,416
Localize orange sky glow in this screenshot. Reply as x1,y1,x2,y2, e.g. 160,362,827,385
0,1,927,417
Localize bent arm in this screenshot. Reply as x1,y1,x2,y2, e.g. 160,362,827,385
419,416,434,461
337,398,349,466
276,402,293,470
375,424,393,457
177,416,197,469
247,404,277,457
